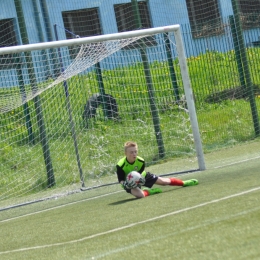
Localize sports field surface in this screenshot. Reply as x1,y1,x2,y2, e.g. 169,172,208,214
0,140,260,260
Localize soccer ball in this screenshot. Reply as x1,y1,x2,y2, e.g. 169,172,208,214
126,171,145,188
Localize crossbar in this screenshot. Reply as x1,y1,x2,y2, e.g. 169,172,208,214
0,24,180,55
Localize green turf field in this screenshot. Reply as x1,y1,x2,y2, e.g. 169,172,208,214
0,141,260,260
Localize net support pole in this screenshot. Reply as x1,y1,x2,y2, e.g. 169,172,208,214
54,24,85,187
173,28,206,171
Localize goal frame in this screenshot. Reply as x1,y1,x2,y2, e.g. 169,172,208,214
0,24,205,171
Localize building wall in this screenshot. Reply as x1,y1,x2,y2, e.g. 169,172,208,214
2,1,260,47
1,0,260,87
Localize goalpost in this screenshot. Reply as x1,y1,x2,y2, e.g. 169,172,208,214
0,25,205,205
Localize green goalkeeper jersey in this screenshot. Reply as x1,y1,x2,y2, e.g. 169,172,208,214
116,156,146,183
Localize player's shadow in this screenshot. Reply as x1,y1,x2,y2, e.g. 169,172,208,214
109,187,182,205
109,188,182,205
109,198,137,205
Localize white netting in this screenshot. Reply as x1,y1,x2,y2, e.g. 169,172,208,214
0,36,144,113
0,28,203,205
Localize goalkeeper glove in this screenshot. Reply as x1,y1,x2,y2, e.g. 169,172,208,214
122,181,136,190
122,181,130,190
138,177,146,186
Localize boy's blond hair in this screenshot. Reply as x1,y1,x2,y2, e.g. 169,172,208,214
124,141,137,152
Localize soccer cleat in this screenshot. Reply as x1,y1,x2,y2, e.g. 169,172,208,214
183,179,198,187
143,187,162,195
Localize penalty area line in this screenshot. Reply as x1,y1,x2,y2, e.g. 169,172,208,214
0,186,260,255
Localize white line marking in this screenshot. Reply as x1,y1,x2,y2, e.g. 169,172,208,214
0,190,122,223
90,205,260,259
213,155,260,169
0,186,259,255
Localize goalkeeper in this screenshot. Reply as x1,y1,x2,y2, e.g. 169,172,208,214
116,141,198,198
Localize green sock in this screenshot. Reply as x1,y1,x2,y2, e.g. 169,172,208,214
143,187,162,195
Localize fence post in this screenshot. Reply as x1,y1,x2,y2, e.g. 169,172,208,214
95,62,108,118
54,24,85,188
231,0,260,136
164,32,180,102
229,15,246,95
14,0,55,187
131,0,165,158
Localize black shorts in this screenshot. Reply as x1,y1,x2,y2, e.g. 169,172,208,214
143,172,158,188
125,172,158,193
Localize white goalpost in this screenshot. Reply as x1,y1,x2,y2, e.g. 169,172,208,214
0,24,205,206
173,27,205,172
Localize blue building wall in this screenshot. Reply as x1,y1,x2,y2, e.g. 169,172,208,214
2,0,260,53
1,0,260,88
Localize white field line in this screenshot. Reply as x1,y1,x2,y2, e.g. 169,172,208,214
0,186,259,255
213,155,260,169
90,204,260,259
0,190,123,224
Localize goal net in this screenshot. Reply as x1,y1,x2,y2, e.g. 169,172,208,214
0,25,204,207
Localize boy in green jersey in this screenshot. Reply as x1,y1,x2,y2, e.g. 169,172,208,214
116,141,198,198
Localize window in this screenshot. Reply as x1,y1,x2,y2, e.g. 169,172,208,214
114,1,156,48
0,19,18,69
62,8,102,38
62,8,102,58
114,2,152,31
186,0,224,38
238,1,260,29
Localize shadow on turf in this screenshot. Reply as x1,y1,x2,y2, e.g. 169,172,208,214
109,188,179,205
109,198,137,205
